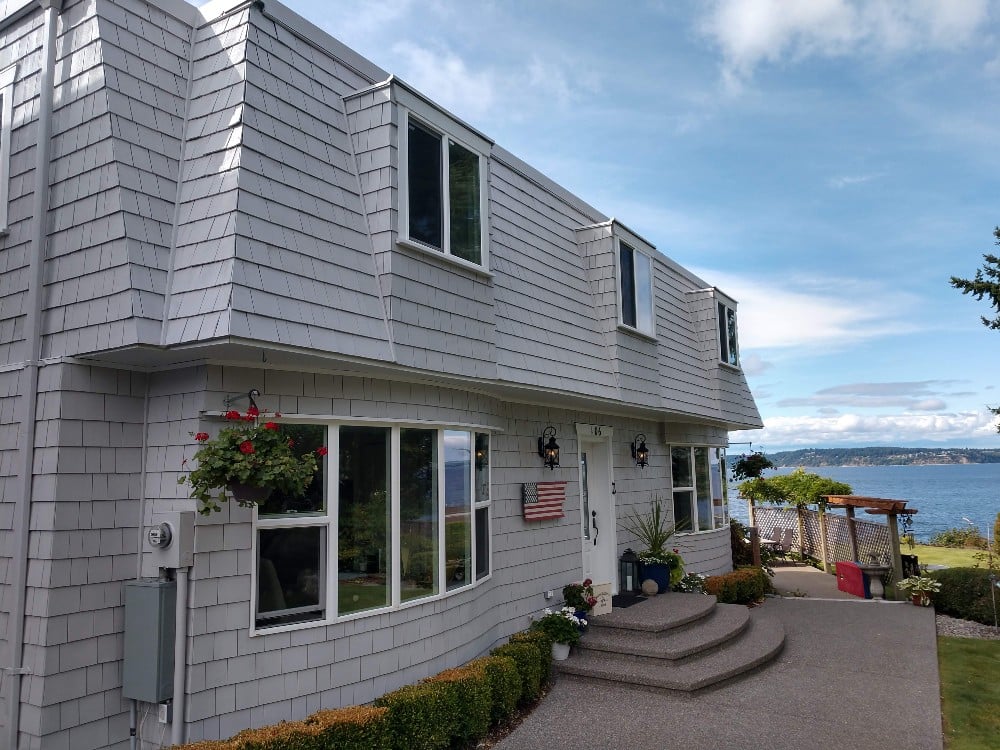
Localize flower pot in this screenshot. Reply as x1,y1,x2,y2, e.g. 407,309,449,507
551,642,571,661
911,593,931,607
642,562,671,594
574,609,590,629
227,483,272,504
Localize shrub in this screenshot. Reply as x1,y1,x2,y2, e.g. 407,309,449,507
230,721,320,750
704,567,771,604
467,655,520,725
930,527,989,549
307,705,390,750
509,628,553,683
930,568,999,626
424,664,492,744
374,682,452,750
171,742,235,750
491,641,545,704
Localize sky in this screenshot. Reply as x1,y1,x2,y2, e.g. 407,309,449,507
232,0,1000,451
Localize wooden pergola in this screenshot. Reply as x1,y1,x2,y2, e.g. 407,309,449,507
821,495,918,591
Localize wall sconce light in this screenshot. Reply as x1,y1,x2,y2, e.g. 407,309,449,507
631,433,649,468
538,426,560,470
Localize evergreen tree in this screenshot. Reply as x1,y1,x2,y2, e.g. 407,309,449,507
950,226,1000,330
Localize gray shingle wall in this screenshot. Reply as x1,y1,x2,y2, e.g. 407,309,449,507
159,9,246,346
490,162,615,396
0,8,44,366
13,362,146,750
0,368,21,738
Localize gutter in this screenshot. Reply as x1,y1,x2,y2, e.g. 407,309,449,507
3,3,61,749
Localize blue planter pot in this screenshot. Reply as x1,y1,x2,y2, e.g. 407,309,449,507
642,562,671,594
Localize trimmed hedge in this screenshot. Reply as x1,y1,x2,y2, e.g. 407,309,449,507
172,629,552,750
309,706,390,749
930,567,999,626
490,641,545,704
704,567,771,604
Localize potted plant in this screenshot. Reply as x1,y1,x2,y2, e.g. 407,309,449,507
621,497,685,593
563,578,597,620
531,607,584,660
179,406,326,515
895,575,942,606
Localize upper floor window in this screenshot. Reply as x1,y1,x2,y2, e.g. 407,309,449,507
403,113,487,267
717,301,739,367
619,240,654,336
0,63,17,236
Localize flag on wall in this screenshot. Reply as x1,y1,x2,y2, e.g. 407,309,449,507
522,481,566,521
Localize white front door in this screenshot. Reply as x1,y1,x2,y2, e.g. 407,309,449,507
578,425,617,594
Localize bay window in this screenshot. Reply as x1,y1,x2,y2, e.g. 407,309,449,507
671,445,728,534
254,423,492,630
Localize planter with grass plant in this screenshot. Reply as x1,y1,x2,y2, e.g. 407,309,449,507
621,497,685,594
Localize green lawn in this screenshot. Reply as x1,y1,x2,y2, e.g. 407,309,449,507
938,636,1000,749
909,545,989,569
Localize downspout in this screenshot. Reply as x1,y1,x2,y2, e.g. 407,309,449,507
4,3,62,750
171,567,190,747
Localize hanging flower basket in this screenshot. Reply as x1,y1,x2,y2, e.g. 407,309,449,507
179,405,326,515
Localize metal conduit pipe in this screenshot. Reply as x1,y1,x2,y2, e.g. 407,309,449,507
4,3,62,749
171,567,190,747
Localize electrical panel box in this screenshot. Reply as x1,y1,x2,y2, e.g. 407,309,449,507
122,579,176,703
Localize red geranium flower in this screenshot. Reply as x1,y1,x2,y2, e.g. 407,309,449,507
247,405,260,418
587,596,597,606
264,422,279,430
224,410,242,420
239,441,255,454
287,439,295,447
194,432,210,442
316,446,329,456
274,412,282,418
583,578,592,587
673,548,679,554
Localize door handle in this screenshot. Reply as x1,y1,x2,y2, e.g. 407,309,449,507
591,510,598,545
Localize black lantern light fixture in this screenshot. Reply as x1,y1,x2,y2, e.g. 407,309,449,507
631,433,649,468
538,426,560,470
620,548,641,594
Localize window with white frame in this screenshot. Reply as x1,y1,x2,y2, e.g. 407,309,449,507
718,301,739,367
402,112,487,267
671,446,727,533
254,423,491,629
618,240,654,336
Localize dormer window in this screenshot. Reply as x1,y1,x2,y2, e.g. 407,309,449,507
718,301,739,367
401,112,487,267
618,240,654,336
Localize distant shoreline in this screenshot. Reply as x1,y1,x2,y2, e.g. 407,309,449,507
764,447,1000,468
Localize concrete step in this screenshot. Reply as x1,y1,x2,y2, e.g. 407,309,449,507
588,592,718,633
579,603,750,661
556,608,785,692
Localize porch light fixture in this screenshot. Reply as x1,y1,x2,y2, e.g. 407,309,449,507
631,433,649,468
538,426,560,470
620,548,641,594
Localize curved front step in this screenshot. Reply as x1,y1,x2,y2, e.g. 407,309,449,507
588,592,718,633
580,603,750,661
557,608,785,692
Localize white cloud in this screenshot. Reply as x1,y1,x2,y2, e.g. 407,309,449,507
390,42,498,119
739,409,1000,447
740,353,774,376
699,0,992,86
692,269,919,351
828,173,885,189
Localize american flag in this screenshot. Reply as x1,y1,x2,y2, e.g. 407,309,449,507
522,481,566,521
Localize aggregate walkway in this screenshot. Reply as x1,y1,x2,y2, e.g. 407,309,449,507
497,596,942,750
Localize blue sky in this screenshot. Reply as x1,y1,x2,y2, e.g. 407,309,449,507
249,0,1000,451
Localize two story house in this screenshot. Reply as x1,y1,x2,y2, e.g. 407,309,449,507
0,0,762,747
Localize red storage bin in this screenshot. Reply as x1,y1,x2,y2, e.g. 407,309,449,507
836,561,870,599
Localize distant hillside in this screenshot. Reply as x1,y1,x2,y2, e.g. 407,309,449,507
766,447,1000,467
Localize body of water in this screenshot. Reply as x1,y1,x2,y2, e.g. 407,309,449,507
728,463,1000,543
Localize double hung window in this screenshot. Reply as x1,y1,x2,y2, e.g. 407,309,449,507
254,423,492,631
403,113,487,267
670,446,728,533
718,301,739,367
618,240,654,336
0,63,17,235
